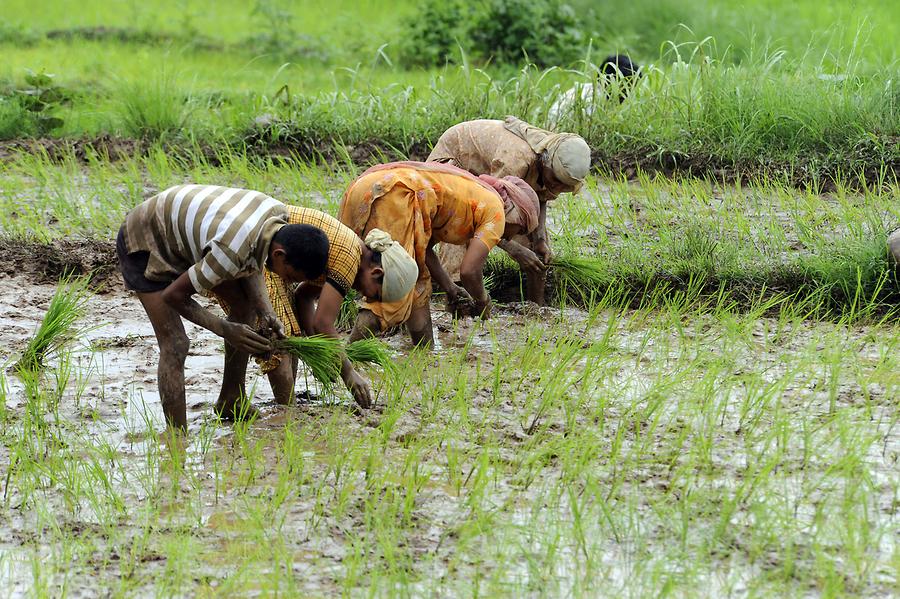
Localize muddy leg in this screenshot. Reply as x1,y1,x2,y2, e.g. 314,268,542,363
267,354,296,405
137,291,190,431
215,340,251,419
349,309,382,342
525,267,547,306
406,305,434,348
213,288,257,420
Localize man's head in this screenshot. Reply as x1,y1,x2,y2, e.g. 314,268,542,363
540,135,591,195
268,224,329,283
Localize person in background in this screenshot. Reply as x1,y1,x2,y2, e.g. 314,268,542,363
547,54,643,126
427,116,591,304
338,161,541,346
117,184,329,430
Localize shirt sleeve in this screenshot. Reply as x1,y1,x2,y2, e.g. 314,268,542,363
187,240,249,293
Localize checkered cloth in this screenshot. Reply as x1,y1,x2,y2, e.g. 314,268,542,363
266,206,362,337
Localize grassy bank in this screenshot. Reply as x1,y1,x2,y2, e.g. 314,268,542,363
0,1,897,185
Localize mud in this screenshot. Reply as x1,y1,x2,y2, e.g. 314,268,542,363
0,273,896,595
0,237,118,288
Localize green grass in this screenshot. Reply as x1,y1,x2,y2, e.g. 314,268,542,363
0,1,897,184
346,338,392,368
275,335,343,384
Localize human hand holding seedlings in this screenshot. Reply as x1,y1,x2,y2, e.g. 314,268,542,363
500,239,548,274
533,238,552,265
447,283,476,318
474,294,492,320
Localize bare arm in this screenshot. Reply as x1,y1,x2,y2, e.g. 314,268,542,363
459,239,492,318
315,283,373,408
425,244,454,294
293,282,320,336
498,238,547,274
160,272,272,354
531,200,551,263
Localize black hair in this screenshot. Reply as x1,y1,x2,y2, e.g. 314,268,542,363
272,224,329,279
599,54,641,102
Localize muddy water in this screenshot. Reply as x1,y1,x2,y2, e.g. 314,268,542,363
0,271,897,595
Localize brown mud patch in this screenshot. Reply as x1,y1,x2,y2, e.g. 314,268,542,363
0,237,118,289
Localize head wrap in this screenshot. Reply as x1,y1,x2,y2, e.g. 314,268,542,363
503,116,591,187
478,175,540,234
364,229,418,303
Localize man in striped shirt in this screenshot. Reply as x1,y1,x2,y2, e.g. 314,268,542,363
117,184,329,430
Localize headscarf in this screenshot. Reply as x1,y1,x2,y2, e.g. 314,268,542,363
503,116,591,187
478,175,540,234
364,229,418,302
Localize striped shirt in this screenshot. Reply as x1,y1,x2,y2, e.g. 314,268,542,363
123,185,288,293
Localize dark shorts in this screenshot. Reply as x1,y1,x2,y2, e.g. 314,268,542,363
116,226,170,293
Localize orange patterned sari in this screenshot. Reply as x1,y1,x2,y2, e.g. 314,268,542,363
338,162,505,327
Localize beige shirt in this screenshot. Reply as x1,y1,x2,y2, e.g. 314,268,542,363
427,119,557,203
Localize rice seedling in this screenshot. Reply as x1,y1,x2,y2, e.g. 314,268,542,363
13,275,92,374
274,334,342,383
345,338,392,368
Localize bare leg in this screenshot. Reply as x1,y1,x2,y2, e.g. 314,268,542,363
212,280,259,420
137,291,190,431
525,268,547,306
349,309,382,342
267,354,295,405
406,305,434,348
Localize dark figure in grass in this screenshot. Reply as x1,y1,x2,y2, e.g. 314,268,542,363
547,53,643,126
117,184,329,430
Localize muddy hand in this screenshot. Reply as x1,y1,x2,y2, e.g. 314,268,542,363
474,296,492,320
515,246,548,273
447,284,475,318
223,321,273,354
344,369,373,408
533,240,552,265
260,313,286,339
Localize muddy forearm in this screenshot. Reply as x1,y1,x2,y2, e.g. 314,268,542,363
425,245,453,293
459,240,490,302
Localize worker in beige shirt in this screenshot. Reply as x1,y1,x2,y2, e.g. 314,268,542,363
428,116,590,305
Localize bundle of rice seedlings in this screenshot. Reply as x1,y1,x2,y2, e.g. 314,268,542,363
336,290,359,332
15,275,92,374
550,255,610,305
275,335,343,383
345,338,392,367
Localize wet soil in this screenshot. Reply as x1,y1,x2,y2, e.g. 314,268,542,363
0,273,896,595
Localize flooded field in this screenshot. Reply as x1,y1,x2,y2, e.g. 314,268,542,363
1,265,897,596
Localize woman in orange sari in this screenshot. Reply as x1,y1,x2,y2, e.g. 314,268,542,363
338,161,539,346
